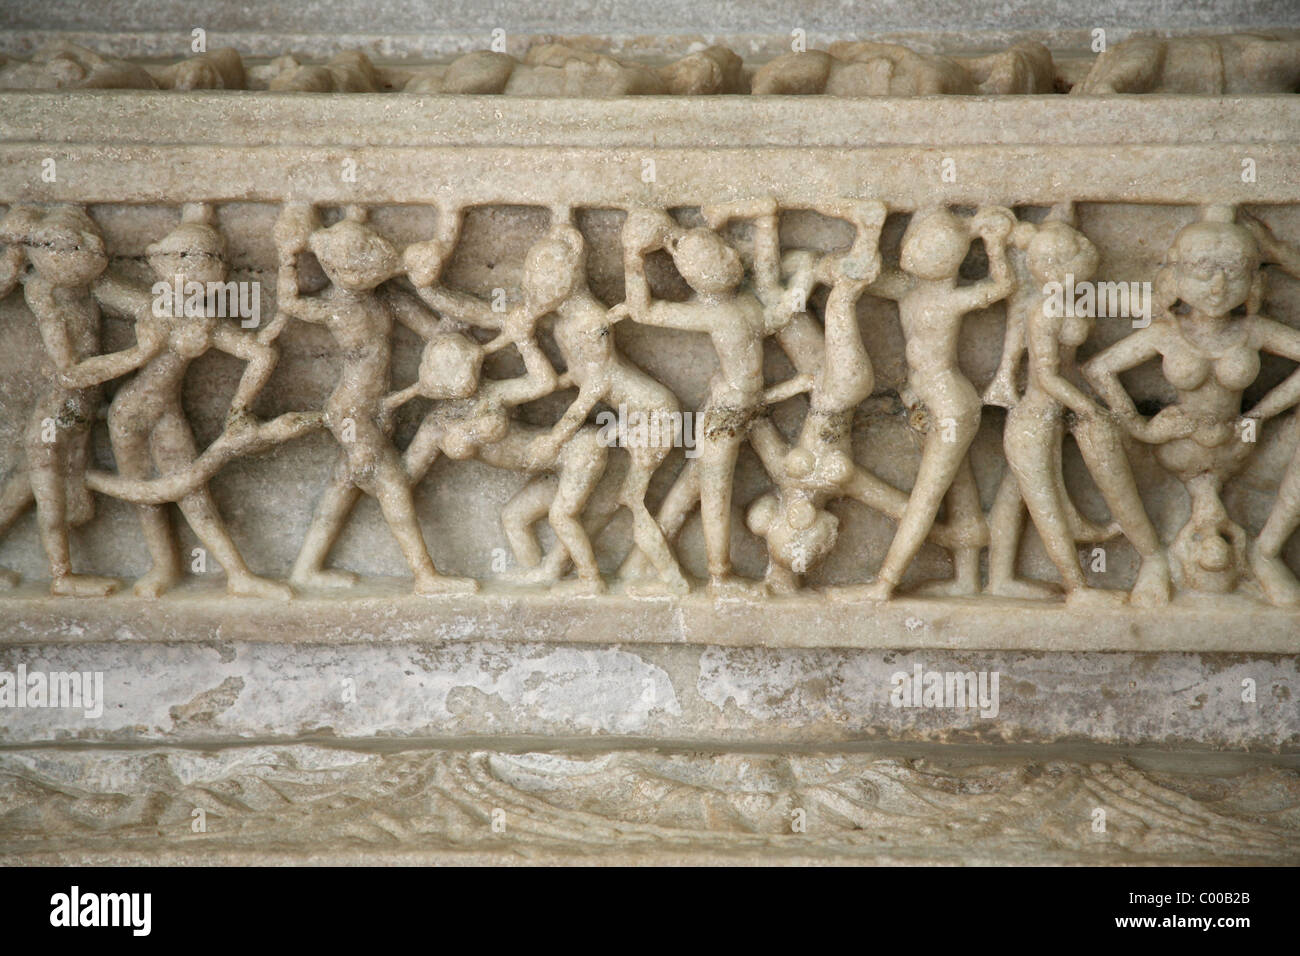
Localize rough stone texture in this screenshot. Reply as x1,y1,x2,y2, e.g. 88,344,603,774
0,641,1294,749
3,16,1300,866
1,1,1297,57
2,746,1296,865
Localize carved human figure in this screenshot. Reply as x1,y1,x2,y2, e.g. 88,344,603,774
834,206,1014,601
487,218,690,594
1074,33,1300,94
720,200,968,592
276,204,476,594
54,204,288,599
0,205,118,595
384,314,611,594
1084,209,1300,595
984,214,1172,605
1232,212,1300,605
613,203,801,596
386,208,610,592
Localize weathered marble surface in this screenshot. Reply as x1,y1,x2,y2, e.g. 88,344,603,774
2,746,1296,865
3,18,1300,867
1,640,1294,749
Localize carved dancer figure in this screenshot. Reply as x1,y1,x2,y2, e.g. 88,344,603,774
984,214,1172,605
724,200,968,592
1074,33,1300,94
613,204,800,596
53,204,287,598
0,206,118,595
752,40,1054,95
385,308,610,594
275,204,477,594
487,218,690,594
1226,212,1300,605
1084,209,1300,595
836,206,1014,601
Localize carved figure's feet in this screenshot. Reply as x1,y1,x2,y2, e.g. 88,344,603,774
910,575,981,598
1129,553,1172,607
1064,586,1127,608
826,579,894,603
499,565,560,588
1249,543,1300,607
707,574,766,600
50,573,118,597
290,568,359,590
551,576,606,597
624,572,690,598
414,573,480,596
228,573,293,601
133,566,181,599
986,577,1059,601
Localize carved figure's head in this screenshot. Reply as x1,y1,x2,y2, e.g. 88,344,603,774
416,332,485,400
746,490,839,577
146,203,228,287
523,225,586,314
308,211,401,292
668,227,744,295
1024,221,1099,286
900,206,970,280
10,205,108,287
1158,214,1261,318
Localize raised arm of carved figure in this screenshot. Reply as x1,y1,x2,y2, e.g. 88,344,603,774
701,196,781,292
0,206,41,299
23,278,80,371
490,320,559,409
952,207,1016,312
1239,210,1300,278
382,286,443,340
272,204,336,326
621,207,681,319
91,271,152,319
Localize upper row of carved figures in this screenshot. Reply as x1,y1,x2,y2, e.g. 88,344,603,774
3,33,1300,95
4,197,1300,607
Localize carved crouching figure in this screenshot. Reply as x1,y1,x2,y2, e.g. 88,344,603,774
383,310,610,594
